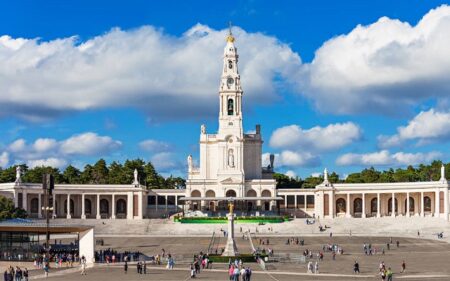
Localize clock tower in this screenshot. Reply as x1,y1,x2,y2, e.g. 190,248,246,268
218,27,243,138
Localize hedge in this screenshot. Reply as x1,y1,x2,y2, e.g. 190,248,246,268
174,216,289,224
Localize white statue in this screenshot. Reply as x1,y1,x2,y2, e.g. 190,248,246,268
441,164,446,181
201,124,206,134
228,149,235,168
187,155,193,173
133,168,139,185
15,166,22,184
324,168,329,182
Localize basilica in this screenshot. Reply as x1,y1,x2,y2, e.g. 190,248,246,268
0,30,449,221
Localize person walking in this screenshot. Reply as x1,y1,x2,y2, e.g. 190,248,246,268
314,262,319,274
353,261,360,274
23,268,28,281
401,260,406,273
124,261,128,274
386,267,393,281
80,256,87,275
143,261,147,274
43,262,49,278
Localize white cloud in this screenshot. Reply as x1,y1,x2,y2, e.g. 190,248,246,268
0,152,9,168
0,24,301,121
263,151,320,168
285,170,297,178
270,122,361,152
60,132,122,156
27,158,67,169
336,150,441,166
150,152,183,173
379,109,450,148
301,5,450,115
3,132,122,168
139,139,172,153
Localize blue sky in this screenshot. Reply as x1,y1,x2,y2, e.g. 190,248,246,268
0,0,449,178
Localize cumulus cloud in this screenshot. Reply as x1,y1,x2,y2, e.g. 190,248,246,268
285,170,297,178
139,139,172,153
378,109,450,148
60,133,121,156
3,132,122,168
301,5,450,115
336,150,441,166
270,122,362,152
0,24,301,121
263,151,320,168
150,152,183,173
0,152,9,168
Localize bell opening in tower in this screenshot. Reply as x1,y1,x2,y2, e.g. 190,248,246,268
227,99,234,115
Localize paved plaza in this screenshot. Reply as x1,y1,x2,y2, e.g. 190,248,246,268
20,233,450,280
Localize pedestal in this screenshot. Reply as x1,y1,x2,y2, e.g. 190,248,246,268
222,213,238,257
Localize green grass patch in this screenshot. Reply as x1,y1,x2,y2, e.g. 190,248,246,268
174,216,288,224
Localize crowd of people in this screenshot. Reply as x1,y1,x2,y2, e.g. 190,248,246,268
95,249,142,263
3,266,29,281
227,259,252,281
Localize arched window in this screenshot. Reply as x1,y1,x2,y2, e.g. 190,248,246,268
85,199,92,215
370,198,377,213
226,190,237,197
336,198,346,214
30,198,39,213
100,199,109,214
424,196,432,212
388,198,398,214
353,198,362,213
227,99,234,115
116,199,127,215
228,60,233,69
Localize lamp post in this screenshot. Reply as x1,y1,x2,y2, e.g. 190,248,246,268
42,174,54,255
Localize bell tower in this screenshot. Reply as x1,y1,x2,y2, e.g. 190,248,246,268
218,25,243,138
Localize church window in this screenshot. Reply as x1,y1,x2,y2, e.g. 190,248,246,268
227,99,234,115
228,60,233,69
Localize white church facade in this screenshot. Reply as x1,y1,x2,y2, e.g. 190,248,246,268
0,29,449,221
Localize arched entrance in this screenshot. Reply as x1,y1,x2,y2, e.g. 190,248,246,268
100,199,109,216
205,190,216,211
388,198,398,214
353,198,362,214
85,199,92,216
246,190,257,211
424,196,432,212
226,190,237,197
116,199,127,217
30,198,39,214
336,198,346,214
261,190,272,211
191,190,201,211
370,198,377,214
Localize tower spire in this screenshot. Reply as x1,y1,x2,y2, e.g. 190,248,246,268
226,21,235,43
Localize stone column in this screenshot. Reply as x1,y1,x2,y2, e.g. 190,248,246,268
346,193,351,218
304,195,307,210
38,193,43,219
391,193,395,217
420,192,424,217
329,192,334,218
377,193,381,217
406,192,410,217
22,191,28,212
127,192,133,220
155,195,158,210
165,195,168,211
13,191,19,208
294,195,297,211
435,189,440,218
445,187,449,221
66,194,71,219
138,192,143,219
111,194,116,219
81,194,86,219
362,193,366,218
96,194,101,219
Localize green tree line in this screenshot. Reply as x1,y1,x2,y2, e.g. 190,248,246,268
275,160,450,189
0,159,185,189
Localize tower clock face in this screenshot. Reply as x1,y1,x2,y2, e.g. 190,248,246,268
227,77,234,85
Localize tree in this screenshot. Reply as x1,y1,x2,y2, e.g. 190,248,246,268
92,159,109,184
108,161,126,184
0,195,27,219
22,166,63,183
63,165,81,184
